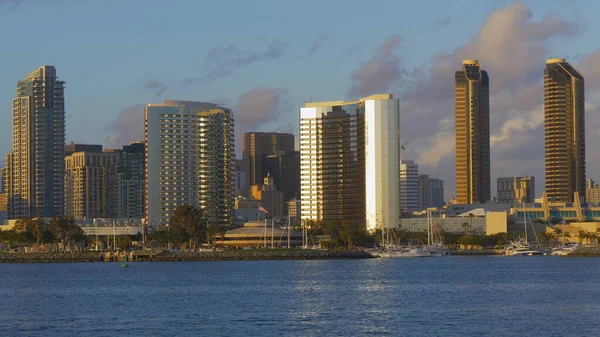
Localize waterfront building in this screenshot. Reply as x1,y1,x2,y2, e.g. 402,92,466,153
455,60,490,204
145,100,235,228
115,142,145,219
544,58,585,202
64,146,119,218
497,176,535,204
3,66,65,219
401,160,419,212
241,132,294,195
264,151,300,204
217,220,302,248
300,94,400,231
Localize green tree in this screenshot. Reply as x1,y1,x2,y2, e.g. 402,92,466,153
48,217,85,250
169,204,207,250
206,226,225,248
117,235,131,250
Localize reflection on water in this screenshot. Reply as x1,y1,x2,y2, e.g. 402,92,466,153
1,257,600,336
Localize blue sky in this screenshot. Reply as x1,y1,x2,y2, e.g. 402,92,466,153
1,0,600,199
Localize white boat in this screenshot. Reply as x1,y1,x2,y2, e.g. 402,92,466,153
502,240,545,256
502,203,544,256
551,243,581,256
379,247,431,258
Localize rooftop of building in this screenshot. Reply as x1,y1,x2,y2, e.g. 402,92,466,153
303,94,393,108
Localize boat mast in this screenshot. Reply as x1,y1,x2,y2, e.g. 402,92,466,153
287,214,290,249
523,201,528,243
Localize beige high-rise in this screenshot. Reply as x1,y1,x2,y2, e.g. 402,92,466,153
64,147,119,219
544,58,585,202
3,66,65,219
455,60,490,204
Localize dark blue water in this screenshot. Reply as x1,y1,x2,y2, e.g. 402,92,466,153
0,257,599,336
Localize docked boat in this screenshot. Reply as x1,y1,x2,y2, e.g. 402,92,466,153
502,240,545,256
379,246,431,258
502,203,544,256
551,243,581,256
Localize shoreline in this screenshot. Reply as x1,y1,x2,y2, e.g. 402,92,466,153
0,250,375,263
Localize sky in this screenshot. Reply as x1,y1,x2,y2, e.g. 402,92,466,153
1,0,600,200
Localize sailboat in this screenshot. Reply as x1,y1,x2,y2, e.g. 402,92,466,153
375,223,430,258
425,210,448,257
502,204,544,256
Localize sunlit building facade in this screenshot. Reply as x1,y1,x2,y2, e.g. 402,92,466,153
145,101,235,228
300,94,400,231
3,66,65,219
544,58,585,202
455,60,490,204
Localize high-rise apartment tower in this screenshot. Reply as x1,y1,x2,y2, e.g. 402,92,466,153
544,58,585,202
300,94,400,231
3,66,65,219
145,101,235,228
455,60,490,204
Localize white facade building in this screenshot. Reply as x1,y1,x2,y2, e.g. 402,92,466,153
145,101,235,229
300,94,400,232
400,160,419,212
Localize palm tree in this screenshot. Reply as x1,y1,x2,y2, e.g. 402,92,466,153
578,229,589,245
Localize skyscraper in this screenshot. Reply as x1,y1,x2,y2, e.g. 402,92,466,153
300,94,400,231
3,66,65,219
400,160,419,212
115,142,145,219
455,60,490,204
241,132,295,194
145,101,235,228
264,151,300,202
544,58,585,202
418,174,445,210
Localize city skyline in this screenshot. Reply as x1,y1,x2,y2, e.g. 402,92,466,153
1,1,600,200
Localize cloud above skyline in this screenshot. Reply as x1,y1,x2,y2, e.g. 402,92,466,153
388,2,586,198
347,35,405,98
307,34,327,57
183,38,288,87
104,104,145,149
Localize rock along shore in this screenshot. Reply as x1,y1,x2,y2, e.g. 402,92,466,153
0,250,375,263
566,247,600,257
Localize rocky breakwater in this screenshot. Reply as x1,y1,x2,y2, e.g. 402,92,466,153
566,247,600,257
146,249,375,262
0,252,104,263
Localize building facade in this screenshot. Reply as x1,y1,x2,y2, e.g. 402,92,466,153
241,132,294,194
418,174,444,210
64,147,119,219
586,179,600,203
497,176,535,204
3,66,65,219
544,58,585,202
300,94,400,231
429,178,444,208
264,151,300,203
145,101,235,228
250,175,284,218
115,142,145,219
401,160,419,212
455,60,490,204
